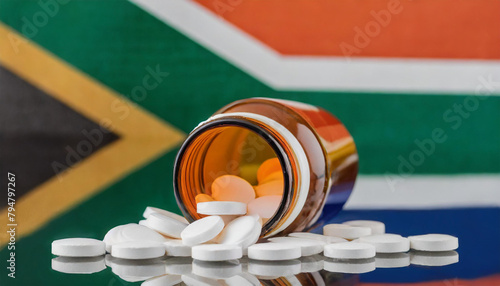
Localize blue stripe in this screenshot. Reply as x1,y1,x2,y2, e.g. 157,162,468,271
314,207,500,283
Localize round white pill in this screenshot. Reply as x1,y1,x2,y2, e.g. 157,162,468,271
192,244,243,261
143,206,189,224
51,256,106,274
197,201,247,215
247,259,301,276
375,253,410,268
408,234,459,251
119,224,168,244
181,216,224,246
343,220,385,235
217,216,261,248
142,212,188,239
103,224,135,253
288,232,347,244
247,195,282,219
142,274,182,286
52,238,106,257
323,224,372,240
410,250,459,266
111,241,165,260
324,242,376,259
192,260,242,279
359,234,410,253
323,258,376,274
247,243,301,261
164,240,192,257
268,237,325,256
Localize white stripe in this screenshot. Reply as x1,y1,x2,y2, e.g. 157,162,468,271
130,0,500,95
345,175,500,209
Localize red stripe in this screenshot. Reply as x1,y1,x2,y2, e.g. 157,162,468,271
195,0,500,60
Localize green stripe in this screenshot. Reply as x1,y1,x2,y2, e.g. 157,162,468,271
1,0,499,176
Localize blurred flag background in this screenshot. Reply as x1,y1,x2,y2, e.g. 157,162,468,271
0,0,499,285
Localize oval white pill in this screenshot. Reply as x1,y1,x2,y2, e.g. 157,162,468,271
343,220,385,235
111,241,165,260
51,256,106,274
164,240,192,257
324,242,376,259
52,238,106,257
142,212,188,239
217,216,261,248
323,258,376,274
103,224,135,253
288,232,347,244
181,216,224,246
192,244,243,261
408,234,459,251
375,253,410,268
247,243,301,261
359,234,410,253
323,224,372,240
143,206,189,224
268,237,325,256
197,201,247,215
410,250,459,266
247,195,282,219
119,224,168,244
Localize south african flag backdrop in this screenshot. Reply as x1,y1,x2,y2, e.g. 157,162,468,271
0,0,499,285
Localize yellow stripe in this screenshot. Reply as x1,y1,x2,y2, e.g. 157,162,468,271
0,23,186,247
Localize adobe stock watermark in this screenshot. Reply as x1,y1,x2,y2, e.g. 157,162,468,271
51,65,169,180
8,0,71,54
212,0,243,16
384,74,500,192
339,0,403,60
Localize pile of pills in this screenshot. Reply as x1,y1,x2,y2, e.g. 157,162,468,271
51,203,459,282
196,158,285,223
50,157,459,282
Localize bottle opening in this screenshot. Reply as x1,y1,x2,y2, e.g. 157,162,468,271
173,118,294,235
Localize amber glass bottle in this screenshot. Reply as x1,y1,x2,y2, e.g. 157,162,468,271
173,98,358,238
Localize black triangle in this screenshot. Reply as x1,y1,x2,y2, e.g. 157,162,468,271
0,65,119,208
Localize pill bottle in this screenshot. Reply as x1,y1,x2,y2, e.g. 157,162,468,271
173,98,358,238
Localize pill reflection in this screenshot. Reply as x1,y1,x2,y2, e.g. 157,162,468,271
192,259,242,279
323,258,376,274
107,256,165,282
410,250,459,266
299,254,325,273
375,253,410,268
248,259,301,277
51,256,106,274
164,257,193,275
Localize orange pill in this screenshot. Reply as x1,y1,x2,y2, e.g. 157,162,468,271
211,175,256,204
260,171,284,184
254,179,284,197
195,194,214,204
257,158,282,184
